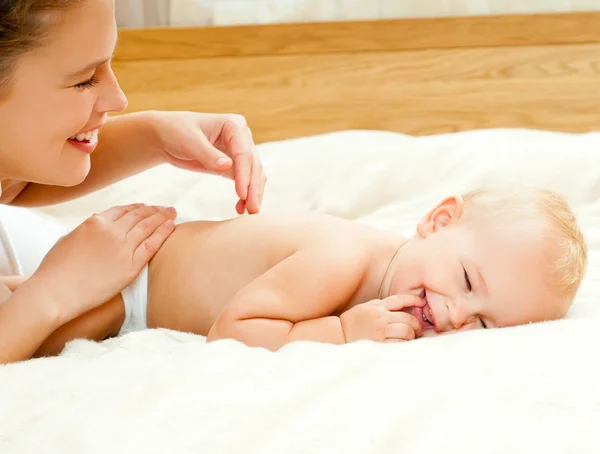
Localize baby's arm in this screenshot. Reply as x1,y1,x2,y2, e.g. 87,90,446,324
206,239,369,351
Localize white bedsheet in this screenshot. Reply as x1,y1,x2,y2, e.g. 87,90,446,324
169,0,600,27
1,129,599,453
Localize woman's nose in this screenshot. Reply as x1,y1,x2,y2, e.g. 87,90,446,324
95,67,128,114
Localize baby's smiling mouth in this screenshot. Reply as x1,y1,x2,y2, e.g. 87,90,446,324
420,289,436,330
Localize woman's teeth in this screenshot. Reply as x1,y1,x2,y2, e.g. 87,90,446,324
69,129,98,142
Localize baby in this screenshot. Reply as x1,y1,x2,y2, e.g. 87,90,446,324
32,186,587,356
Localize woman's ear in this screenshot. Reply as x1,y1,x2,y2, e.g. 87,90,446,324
416,195,464,238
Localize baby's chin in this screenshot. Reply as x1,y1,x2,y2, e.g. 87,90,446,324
421,329,438,338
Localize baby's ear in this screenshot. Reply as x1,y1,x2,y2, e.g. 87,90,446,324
416,195,464,238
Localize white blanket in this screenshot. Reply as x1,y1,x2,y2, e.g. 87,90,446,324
1,129,599,453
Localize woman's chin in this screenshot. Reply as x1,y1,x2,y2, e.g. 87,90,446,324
48,156,91,187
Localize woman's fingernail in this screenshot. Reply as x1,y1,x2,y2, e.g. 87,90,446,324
216,157,231,167
165,206,177,215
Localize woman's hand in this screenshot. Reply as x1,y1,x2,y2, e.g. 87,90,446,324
150,111,267,215
27,203,177,323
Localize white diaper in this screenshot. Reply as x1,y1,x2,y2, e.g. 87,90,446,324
117,216,193,336
118,265,149,336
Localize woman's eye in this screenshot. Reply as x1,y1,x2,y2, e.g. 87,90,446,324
479,318,488,329
74,76,99,90
463,268,472,292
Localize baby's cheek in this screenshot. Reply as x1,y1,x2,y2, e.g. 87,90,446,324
455,320,480,333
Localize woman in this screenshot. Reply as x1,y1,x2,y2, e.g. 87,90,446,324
0,0,266,363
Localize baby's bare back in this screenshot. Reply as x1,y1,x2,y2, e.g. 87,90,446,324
146,213,372,336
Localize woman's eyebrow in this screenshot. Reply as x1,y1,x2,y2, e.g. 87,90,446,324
67,38,118,79
67,57,111,79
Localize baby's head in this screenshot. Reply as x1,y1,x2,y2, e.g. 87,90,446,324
385,187,587,337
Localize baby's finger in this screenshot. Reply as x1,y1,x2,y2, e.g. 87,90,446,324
132,220,176,268
385,323,416,341
383,294,426,312
390,312,423,338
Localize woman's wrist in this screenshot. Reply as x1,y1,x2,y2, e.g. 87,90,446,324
0,279,66,363
14,275,70,328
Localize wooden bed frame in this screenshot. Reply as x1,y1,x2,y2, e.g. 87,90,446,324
113,12,600,144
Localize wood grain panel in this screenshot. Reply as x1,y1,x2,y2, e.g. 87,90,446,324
112,42,600,143
114,12,600,60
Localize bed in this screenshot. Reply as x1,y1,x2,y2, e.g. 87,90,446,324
1,11,600,453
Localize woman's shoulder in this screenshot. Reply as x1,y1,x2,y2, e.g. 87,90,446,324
0,202,65,275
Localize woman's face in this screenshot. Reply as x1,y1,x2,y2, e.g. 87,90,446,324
0,0,127,186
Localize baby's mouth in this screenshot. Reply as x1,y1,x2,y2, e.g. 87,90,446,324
419,289,436,330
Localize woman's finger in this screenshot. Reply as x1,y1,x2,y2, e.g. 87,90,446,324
221,119,254,201
245,160,264,214
132,219,176,268
116,205,176,232
194,133,232,172
98,203,145,222
236,199,246,215
233,152,253,202
126,208,177,246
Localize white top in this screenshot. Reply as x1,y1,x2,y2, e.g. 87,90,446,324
0,203,66,276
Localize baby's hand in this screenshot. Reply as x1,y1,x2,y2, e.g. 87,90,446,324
340,295,425,343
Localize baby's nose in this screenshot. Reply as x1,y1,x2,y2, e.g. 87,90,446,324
447,299,473,330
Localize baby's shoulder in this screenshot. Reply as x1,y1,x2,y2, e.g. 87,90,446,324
299,221,377,259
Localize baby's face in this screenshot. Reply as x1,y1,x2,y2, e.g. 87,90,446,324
387,199,564,337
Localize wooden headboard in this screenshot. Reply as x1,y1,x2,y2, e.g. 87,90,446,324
113,12,600,144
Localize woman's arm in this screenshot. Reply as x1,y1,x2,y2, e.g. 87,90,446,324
0,203,176,364
0,279,64,363
5,112,163,207
3,111,265,214
0,276,124,361
33,295,124,358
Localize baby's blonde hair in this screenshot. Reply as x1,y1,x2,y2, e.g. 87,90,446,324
460,187,587,309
